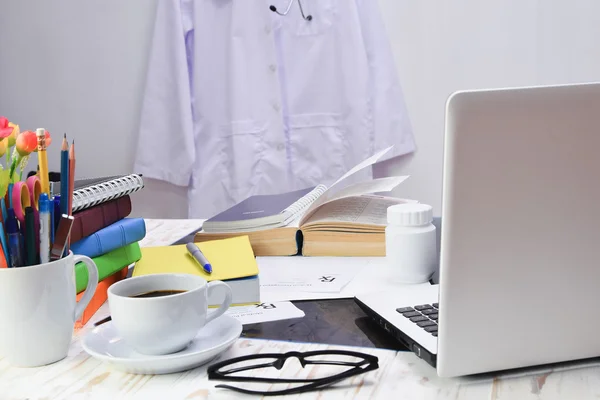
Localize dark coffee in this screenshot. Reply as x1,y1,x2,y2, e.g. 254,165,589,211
131,290,186,298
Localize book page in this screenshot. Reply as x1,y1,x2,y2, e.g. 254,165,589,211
299,146,394,221
302,195,409,227
299,176,408,225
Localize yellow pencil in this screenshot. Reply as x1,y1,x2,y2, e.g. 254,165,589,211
36,128,50,195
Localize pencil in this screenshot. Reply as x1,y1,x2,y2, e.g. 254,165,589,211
60,134,69,216
66,140,75,255
68,140,75,217
36,129,50,195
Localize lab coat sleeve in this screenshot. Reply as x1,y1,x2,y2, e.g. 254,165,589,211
133,0,195,187
356,0,416,158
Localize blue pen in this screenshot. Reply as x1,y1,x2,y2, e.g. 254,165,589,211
53,195,61,235
6,208,22,268
186,242,212,274
49,197,55,245
39,194,51,264
0,198,7,224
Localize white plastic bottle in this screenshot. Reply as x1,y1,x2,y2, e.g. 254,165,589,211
385,203,437,283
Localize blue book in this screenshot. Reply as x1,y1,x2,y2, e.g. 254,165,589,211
71,218,146,258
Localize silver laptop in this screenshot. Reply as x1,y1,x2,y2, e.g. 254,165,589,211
355,82,600,377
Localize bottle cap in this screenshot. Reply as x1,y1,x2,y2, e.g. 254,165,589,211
387,203,433,227
39,193,51,213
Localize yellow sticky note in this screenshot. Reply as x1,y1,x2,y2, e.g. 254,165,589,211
133,236,258,281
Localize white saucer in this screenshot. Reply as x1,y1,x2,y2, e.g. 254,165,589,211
82,315,242,375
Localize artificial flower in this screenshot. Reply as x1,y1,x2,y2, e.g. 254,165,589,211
0,139,7,158
7,122,19,146
0,117,12,138
15,130,38,156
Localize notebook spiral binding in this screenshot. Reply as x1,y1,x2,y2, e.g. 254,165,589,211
284,184,328,216
72,174,144,212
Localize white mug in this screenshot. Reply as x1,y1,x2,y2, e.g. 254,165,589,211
0,252,98,367
107,273,233,355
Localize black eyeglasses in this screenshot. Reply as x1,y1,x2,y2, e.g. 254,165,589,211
208,350,379,396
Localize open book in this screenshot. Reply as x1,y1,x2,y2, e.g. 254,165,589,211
196,147,414,256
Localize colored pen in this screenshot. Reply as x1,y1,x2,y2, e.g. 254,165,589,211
6,208,22,268
39,194,51,264
0,222,10,267
24,207,36,266
53,195,61,236
186,242,212,274
51,214,74,261
0,198,7,225
60,134,69,216
36,128,50,195
49,197,55,245
0,246,7,268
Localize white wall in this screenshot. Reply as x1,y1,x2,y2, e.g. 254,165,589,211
1,1,600,218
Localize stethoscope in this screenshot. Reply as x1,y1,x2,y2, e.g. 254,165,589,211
269,0,312,21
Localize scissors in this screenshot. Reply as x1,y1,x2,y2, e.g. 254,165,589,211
11,175,42,224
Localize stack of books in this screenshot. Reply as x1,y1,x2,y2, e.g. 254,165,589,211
195,147,416,256
55,174,145,327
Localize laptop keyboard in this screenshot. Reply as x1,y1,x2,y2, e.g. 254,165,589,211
396,303,438,337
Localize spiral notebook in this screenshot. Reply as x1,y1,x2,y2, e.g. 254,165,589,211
51,173,144,212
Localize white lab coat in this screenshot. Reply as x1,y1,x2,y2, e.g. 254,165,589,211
134,0,415,218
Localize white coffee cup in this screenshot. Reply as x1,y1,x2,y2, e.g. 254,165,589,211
107,273,233,355
0,252,99,367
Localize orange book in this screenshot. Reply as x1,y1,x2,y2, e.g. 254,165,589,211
75,266,128,328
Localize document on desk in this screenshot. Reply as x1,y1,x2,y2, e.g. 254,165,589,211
258,257,364,293
140,219,205,248
258,256,431,302
225,301,305,325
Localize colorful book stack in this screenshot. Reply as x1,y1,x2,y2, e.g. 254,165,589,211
60,175,145,327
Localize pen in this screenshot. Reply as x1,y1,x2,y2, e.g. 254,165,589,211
0,222,10,267
36,128,50,195
49,197,55,245
24,207,36,266
39,194,51,264
6,208,22,268
186,242,212,274
53,195,61,236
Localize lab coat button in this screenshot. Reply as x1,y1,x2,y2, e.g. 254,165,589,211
269,64,277,72
272,103,280,112
277,144,285,151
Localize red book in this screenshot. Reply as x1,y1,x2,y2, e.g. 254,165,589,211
70,195,132,243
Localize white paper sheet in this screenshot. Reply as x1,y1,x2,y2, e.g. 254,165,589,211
258,257,364,293
225,301,305,325
258,256,431,302
140,219,205,248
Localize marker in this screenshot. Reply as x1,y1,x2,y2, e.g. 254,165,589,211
186,242,212,274
39,194,51,264
6,208,22,268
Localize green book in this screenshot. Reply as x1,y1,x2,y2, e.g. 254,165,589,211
75,242,142,293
